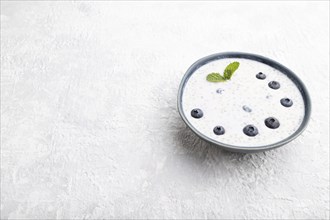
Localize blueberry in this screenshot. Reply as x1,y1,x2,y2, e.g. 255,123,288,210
243,125,259,137
268,81,280,89
191,108,203,119
280,98,293,107
213,126,225,135
265,117,280,129
256,72,266,80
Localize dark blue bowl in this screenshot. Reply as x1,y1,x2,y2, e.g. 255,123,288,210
177,52,312,153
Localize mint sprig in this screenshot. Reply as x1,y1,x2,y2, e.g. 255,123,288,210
206,73,226,82
206,61,240,82
223,62,240,80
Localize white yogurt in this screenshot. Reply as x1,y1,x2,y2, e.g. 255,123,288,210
182,58,305,147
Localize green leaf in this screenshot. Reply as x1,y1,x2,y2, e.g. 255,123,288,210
223,62,240,80
206,73,226,82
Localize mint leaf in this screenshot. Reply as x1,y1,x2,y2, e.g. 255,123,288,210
206,73,226,82
223,62,240,80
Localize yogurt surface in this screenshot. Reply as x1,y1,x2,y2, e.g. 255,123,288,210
182,58,305,147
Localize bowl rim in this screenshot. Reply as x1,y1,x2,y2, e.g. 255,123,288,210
177,52,312,153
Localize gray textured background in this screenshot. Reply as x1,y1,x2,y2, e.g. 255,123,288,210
1,1,329,219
